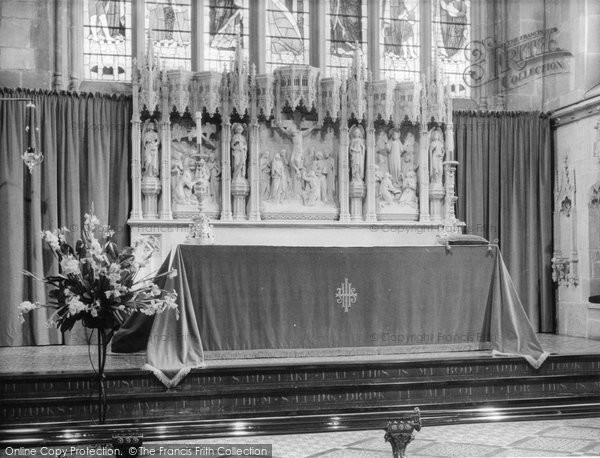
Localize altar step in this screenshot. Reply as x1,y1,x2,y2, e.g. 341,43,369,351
2,353,600,429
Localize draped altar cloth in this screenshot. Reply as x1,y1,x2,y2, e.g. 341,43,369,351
112,244,548,386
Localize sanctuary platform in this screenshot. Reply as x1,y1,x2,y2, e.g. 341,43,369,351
1,335,599,446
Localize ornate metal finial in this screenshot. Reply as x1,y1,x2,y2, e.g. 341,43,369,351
384,408,422,458
188,214,215,245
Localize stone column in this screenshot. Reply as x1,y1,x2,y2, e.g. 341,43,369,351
250,0,266,73
53,0,68,90
131,91,143,220
309,0,327,73
419,129,430,221
221,119,233,221
69,0,83,90
194,112,209,214
158,116,172,220
248,121,260,221
365,128,377,221
339,83,350,222
132,0,145,65
191,0,204,71
367,0,381,80
231,123,250,222
349,181,365,221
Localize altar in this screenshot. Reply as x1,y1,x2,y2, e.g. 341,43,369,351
119,39,548,383
112,244,547,376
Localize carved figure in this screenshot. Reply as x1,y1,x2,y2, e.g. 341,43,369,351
324,151,337,203
313,151,329,204
429,128,445,186
387,129,403,185
260,151,271,200
302,170,321,206
142,123,160,178
379,172,402,206
376,131,389,173
277,122,319,164
290,146,305,196
207,152,221,203
194,158,211,203
349,126,366,182
231,123,247,181
173,157,197,204
402,132,416,179
270,151,287,204
399,170,418,209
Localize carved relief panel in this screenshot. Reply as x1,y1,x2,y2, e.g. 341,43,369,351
171,117,221,219
373,122,420,221
258,119,339,220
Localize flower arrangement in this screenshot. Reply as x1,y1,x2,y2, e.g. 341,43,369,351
19,210,178,333
18,209,178,423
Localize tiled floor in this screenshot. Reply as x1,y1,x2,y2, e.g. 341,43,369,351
158,418,600,457
1,334,599,374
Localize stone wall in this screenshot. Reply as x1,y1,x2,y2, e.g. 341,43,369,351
497,0,600,112
547,0,600,340
553,107,600,340
0,0,53,89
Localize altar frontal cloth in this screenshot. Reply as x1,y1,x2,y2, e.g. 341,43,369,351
113,245,548,385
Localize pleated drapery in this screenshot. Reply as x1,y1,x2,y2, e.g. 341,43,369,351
454,111,554,333
0,88,132,346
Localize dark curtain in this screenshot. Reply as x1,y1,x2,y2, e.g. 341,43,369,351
454,111,554,333
0,88,132,346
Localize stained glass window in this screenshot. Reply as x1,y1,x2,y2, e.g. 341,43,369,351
380,0,420,82
433,0,471,97
265,0,309,72
145,0,192,71
326,0,367,77
204,0,249,72
84,0,132,81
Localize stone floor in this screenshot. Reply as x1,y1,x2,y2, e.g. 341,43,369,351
158,418,600,457
1,334,600,373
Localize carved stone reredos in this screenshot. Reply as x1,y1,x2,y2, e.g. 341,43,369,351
275,65,320,112
191,72,222,116
167,70,192,116
135,34,162,114
134,51,452,127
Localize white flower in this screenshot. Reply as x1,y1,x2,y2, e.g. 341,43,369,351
60,256,80,276
18,301,39,323
105,288,122,300
140,300,160,315
41,231,60,251
67,296,86,316
150,284,161,296
84,213,100,230
102,228,115,239
168,269,178,279
107,264,122,285
45,318,57,328
89,237,103,256
57,227,69,244
164,291,178,310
